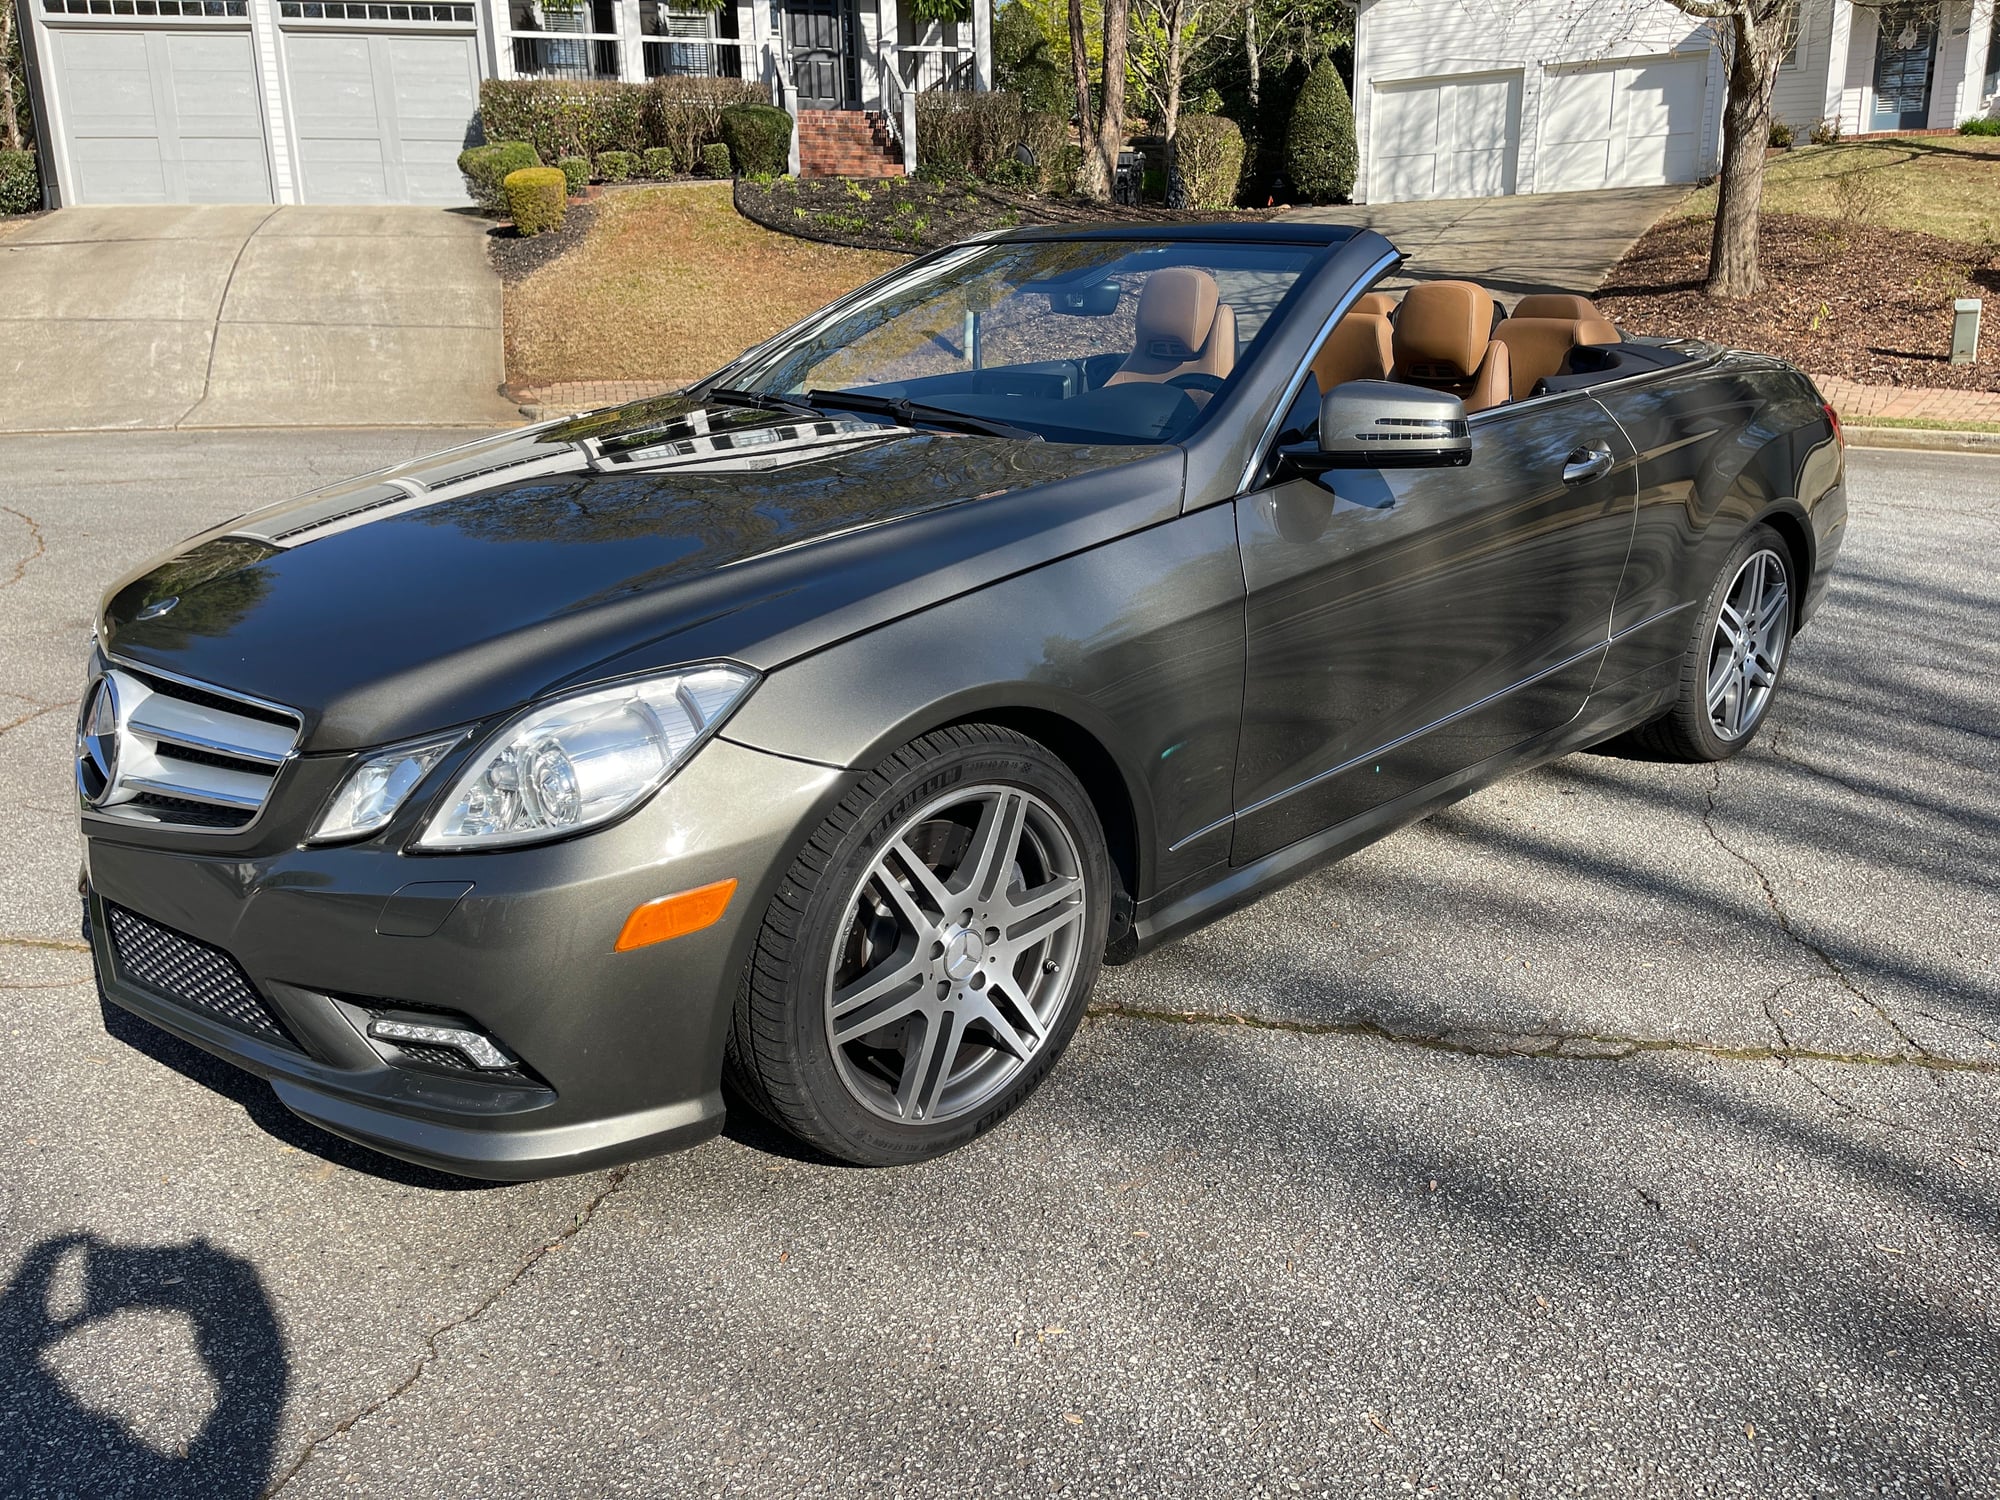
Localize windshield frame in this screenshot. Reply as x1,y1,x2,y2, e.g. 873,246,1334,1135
692,230,1343,448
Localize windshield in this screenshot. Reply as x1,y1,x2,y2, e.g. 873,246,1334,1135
712,238,1326,445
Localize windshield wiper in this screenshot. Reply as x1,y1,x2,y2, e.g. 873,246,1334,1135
805,390,1042,442
704,386,823,418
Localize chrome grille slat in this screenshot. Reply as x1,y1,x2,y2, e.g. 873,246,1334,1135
83,663,303,834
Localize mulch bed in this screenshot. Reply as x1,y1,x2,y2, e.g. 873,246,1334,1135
1595,212,2000,391
734,176,1283,255
484,198,603,285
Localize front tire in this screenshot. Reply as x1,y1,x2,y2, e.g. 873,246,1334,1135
727,724,1111,1166
1627,522,1796,762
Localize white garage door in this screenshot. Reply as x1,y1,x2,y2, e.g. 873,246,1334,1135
284,28,480,205
47,24,273,203
1371,72,1522,203
1539,56,1708,194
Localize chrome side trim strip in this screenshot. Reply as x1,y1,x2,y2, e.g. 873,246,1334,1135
1166,600,1697,853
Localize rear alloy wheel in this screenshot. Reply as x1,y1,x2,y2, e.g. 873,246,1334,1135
728,725,1110,1165
1626,522,1796,762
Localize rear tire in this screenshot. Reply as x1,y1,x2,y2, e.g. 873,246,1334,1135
1625,522,1795,762
727,724,1111,1166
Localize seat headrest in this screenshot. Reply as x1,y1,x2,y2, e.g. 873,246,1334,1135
1313,312,1394,390
1134,268,1221,362
1513,294,1604,322
1353,292,1398,317
1573,315,1620,347
1394,281,1495,382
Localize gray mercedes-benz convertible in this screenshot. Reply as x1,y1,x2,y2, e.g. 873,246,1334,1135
79,223,1845,1178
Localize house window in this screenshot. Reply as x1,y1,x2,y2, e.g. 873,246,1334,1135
1985,2,1999,100
41,0,249,14
277,1,474,18
511,0,623,80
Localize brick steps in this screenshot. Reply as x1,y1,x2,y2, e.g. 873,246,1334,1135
797,109,905,178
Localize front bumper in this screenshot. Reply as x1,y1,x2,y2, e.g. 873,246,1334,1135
86,737,853,1181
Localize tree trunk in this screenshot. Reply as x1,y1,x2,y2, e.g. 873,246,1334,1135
1704,8,1784,298
1,0,21,154
1244,0,1259,110
1095,0,1130,198
1162,4,1185,141
1069,0,1107,199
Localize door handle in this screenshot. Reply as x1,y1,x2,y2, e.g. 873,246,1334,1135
1562,445,1615,485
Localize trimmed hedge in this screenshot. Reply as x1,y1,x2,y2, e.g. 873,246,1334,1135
458,140,539,211
646,76,768,169
480,79,645,162
556,155,591,194
0,149,39,216
640,146,678,179
720,102,792,177
595,150,637,182
1169,115,1244,210
699,141,733,178
915,90,1026,181
1022,110,1070,193
504,166,568,236
1286,60,1357,204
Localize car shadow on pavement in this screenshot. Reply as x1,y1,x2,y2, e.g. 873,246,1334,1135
0,1233,286,1500
96,994,498,1193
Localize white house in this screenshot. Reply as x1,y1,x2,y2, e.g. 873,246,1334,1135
1352,0,2000,203
11,0,993,207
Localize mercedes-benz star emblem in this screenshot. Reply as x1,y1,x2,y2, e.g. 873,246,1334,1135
134,595,180,621
76,675,119,808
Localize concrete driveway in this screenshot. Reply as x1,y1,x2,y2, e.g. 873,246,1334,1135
1,435,1996,1494
1283,185,1688,300
0,206,518,432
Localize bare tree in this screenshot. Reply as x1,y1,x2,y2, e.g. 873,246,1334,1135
2,0,23,153
1068,0,1131,198
1130,0,1230,140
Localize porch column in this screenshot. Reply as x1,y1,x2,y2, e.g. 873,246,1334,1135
972,0,991,90
876,0,899,107
618,0,646,82
1821,0,1853,127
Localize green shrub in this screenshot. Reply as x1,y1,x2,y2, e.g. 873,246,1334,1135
720,102,792,177
993,1,1068,114
640,146,679,179
503,166,568,236
1052,142,1086,195
644,76,768,167
699,141,733,178
1961,116,2000,137
1285,60,1357,204
1809,115,1843,146
1169,115,1245,210
1022,110,1069,192
1768,118,1795,148
916,90,1026,181
555,155,591,194
0,149,39,216
479,80,646,163
457,141,540,212
595,149,637,182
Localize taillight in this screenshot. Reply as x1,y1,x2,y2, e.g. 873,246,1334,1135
1823,401,1844,448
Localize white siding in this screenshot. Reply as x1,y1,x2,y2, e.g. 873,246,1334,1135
1353,0,1725,200
1771,0,1838,133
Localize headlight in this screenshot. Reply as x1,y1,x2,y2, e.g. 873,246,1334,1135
310,735,462,844
414,664,756,851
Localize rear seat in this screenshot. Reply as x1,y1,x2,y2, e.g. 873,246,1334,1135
1493,295,1622,401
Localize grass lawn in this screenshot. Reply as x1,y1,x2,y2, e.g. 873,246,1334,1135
1670,135,2000,243
504,183,906,386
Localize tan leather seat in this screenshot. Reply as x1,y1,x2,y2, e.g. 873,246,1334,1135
1107,268,1237,391
1512,293,1618,327
1492,314,1621,401
1353,292,1398,318
1310,311,1394,391
1392,280,1511,413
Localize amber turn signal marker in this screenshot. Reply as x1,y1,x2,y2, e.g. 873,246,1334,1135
615,878,738,952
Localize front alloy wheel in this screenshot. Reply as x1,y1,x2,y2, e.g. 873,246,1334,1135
728,724,1111,1165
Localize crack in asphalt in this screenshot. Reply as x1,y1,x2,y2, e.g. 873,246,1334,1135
0,935,90,952
1700,763,1934,1059
1082,1002,1998,1075
0,702,67,739
2,505,46,592
260,1166,632,1499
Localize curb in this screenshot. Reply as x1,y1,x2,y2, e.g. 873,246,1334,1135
1842,425,2000,455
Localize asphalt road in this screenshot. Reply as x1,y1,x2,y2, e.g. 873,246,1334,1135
0,434,1994,1498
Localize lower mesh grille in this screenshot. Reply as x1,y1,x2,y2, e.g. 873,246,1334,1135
104,902,297,1050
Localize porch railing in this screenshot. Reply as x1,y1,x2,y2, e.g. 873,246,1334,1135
511,30,623,80
898,44,974,93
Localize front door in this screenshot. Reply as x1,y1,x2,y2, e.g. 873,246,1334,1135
1228,388,1637,866
1871,7,1937,132
784,0,853,110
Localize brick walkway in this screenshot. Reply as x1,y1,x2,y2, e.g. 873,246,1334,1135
1811,375,2000,426
507,379,683,416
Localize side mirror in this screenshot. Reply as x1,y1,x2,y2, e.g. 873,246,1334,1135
1311,380,1471,469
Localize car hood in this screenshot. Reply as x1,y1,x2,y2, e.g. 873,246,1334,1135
98,397,1184,751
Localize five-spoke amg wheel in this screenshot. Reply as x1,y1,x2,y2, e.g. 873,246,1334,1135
728,724,1110,1165
1629,522,1796,762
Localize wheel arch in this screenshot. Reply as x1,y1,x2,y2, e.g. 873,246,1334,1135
1748,499,1816,628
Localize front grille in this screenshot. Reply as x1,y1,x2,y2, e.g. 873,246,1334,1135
104,902,298,1050
84,664,302,834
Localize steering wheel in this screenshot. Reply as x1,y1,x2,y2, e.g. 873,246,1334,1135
1166,373,1227,397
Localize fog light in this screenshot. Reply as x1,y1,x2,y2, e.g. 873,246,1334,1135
368,1018,518,1071
615,878,737,952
